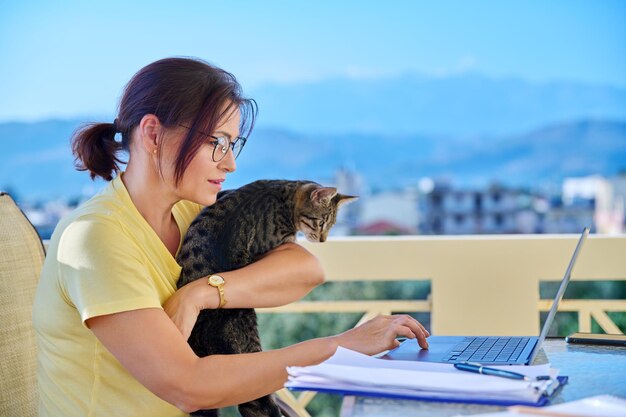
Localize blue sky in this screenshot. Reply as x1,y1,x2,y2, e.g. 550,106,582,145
1,0,625,122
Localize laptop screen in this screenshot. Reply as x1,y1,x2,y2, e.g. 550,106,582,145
529,227,590,363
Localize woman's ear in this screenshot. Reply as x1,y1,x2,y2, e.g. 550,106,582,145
138,114,162,154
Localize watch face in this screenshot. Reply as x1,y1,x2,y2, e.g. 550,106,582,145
209,275,224,286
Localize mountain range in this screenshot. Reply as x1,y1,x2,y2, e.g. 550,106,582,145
2,73,625,201
2,118,625,201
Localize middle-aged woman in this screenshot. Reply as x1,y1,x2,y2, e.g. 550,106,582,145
33,56,429,417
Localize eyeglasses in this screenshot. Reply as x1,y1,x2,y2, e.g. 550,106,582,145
178,124,247,162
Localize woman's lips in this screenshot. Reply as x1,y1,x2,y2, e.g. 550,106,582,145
208,179,224,188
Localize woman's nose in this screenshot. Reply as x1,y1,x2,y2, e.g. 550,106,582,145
219,148,237,172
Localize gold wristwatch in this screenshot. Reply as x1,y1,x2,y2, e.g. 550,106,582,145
207,274,227,309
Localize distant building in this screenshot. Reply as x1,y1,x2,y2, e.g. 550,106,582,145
543,195,595,234
610,171,626,230
418,179,544,234
556,175,624,234
416,175,624,235
354,220,415,236
332,168,364,236
358,188,420,234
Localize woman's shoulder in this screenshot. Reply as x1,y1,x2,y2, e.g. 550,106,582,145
51,186,136,248
53,205,127,254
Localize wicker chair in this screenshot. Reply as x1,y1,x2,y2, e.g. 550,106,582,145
0,192,44,417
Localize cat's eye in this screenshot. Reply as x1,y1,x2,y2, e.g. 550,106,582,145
302,215,321,229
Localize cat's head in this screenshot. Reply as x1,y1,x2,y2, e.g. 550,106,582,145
295,183,358,242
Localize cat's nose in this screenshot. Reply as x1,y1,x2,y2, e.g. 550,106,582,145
319,235,326,243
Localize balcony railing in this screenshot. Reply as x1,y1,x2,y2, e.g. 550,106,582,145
43,234,626,416
260,234,626,416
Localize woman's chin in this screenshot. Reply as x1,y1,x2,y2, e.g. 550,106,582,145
194,193,218,207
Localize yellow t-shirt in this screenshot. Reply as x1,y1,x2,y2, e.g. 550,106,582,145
33,174,203,417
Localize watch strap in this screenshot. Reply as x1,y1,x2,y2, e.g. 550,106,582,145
216,284,226,309
208,275,227,309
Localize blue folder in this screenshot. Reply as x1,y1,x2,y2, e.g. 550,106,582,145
288,376,567,407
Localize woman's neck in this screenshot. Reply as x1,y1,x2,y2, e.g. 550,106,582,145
121,165,178,236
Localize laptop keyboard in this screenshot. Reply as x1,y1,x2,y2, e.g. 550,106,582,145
443,337,531,363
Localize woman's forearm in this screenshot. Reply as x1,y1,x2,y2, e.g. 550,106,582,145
196,242,325,309
88,308,338,413
185,335,338,410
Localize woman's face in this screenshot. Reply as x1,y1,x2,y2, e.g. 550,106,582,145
161,108,241,206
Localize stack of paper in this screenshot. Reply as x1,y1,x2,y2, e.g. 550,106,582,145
285,347,563,406
467,395,626,416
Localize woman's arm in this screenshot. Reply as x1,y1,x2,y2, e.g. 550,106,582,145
87,308,428,413
223,242,325,308
166,242,323,338
187,242,323,309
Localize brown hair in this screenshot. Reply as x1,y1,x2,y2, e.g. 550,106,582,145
71,57,257,183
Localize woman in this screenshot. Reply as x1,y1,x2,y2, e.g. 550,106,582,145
32,57,429,416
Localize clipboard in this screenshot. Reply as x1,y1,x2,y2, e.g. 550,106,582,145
288,376,568,407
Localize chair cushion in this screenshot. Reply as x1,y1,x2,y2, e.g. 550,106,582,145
0,193,45,417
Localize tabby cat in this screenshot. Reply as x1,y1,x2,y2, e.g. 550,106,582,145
176,179,356,417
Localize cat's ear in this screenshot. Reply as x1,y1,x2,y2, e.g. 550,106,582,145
310,187,337,205
335,194,359,208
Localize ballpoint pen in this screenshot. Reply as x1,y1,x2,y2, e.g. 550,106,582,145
454,362,541,381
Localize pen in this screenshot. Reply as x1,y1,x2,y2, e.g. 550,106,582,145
454,362,529,381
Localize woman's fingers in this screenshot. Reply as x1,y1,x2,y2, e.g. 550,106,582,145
393,323,417,340
391,315,430,349
335,314,431,356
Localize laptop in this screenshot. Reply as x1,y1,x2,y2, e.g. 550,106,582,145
384,227,590,365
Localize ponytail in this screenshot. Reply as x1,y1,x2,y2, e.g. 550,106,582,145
71,121,125,181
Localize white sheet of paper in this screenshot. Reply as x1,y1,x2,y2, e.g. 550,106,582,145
290,363,535,393
453,395,626,417
287,347,558,400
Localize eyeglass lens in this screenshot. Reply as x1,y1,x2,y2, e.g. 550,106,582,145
212,137,244,162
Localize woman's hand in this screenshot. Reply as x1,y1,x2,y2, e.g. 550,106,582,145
333,314,430,356
163,278,214,340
